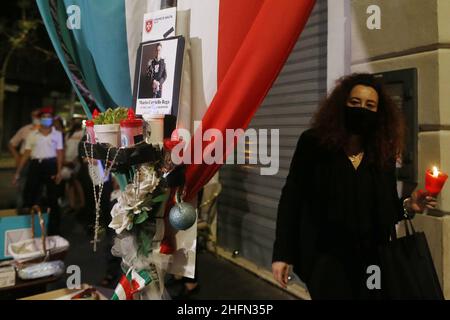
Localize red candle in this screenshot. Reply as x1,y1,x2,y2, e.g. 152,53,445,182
425,166,448,196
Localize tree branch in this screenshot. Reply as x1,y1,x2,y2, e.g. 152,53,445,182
32,45,56,60
1,47,16,77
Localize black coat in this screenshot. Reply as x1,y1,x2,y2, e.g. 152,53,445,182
272,129,404,299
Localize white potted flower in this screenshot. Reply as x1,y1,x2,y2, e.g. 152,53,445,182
93,107,129,147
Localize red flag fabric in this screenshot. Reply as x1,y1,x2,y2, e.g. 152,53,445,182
159,0,316,254
183,0,316,201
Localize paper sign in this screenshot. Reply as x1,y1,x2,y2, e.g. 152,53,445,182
142,7,177,42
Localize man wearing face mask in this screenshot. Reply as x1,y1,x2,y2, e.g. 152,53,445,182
272,74,437,299
13,106,64,235
8,108,41,166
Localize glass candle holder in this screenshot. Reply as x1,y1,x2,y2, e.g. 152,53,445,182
425,167,448,196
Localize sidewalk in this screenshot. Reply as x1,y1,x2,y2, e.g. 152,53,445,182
53,209,296,300
166,252,297,300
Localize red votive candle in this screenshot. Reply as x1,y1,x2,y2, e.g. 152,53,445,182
425,167,448,196
85,120,96,144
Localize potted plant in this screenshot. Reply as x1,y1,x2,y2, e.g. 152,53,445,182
93,107,129,147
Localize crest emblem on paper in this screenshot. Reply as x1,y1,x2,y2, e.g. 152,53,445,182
145,19,153,33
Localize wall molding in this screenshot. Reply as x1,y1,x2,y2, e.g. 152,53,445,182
419,124,450,132
352,43,450,65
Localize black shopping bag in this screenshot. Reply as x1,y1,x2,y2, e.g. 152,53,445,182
378,218,444,300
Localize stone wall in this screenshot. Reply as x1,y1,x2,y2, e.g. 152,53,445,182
350,0,450,298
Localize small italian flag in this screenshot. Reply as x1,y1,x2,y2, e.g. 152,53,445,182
111,268,152,300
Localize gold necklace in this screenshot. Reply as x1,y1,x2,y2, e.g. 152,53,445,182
348,152,364,162
348,151,364,170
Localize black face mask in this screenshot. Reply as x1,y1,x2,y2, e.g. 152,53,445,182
344,107,377,136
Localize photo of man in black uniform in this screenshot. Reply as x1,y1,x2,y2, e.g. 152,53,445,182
146,43,167,98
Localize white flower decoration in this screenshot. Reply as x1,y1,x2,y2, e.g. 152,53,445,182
138,166,160,194
119,185,145,215
109,165,161,231
109,202,133,234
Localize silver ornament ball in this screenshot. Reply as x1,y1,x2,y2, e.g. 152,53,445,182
169,202,197,230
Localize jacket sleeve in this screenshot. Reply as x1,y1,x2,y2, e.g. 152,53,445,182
146,60,153,79
272,130,313,264
159,60,167,85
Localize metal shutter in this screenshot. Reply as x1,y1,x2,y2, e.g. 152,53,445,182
217,0,328,270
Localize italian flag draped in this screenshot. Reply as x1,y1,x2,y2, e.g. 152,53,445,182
37,0,316,257
111,268,152,300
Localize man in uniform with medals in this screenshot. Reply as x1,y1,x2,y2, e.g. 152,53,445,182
146,43,167,98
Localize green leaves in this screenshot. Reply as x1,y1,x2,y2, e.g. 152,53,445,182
140,192,168,210
123,189,169,258
103,108,115,124
113,107,129,124
151,193,168,203
93,107,129,125
137,228,151,257
134,211,149,225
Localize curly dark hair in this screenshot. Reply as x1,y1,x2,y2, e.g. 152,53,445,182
311,73,406,169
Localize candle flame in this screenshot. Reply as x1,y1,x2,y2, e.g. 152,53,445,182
432,166,439,177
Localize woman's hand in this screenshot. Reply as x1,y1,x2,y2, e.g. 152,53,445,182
408,190,437,213
52,171,62,185
272,261,290,288
12,172,20,186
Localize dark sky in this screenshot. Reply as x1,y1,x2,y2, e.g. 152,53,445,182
0,1,70,91
0,1,72,149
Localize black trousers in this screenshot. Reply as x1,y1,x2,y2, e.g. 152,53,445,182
23,158,60,235
306,248,385,300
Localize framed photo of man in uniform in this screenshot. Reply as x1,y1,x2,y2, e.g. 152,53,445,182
132,36,185,117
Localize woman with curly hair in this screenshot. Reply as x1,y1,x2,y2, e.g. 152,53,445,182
272,73,437,299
